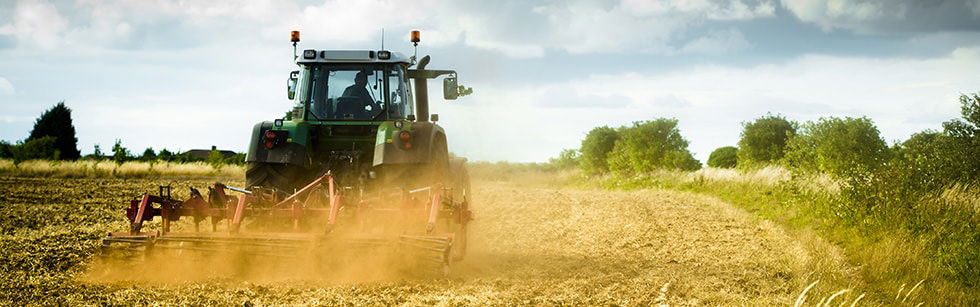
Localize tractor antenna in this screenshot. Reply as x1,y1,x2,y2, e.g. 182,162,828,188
381,28,385,50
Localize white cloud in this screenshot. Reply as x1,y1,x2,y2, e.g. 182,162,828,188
679,28,751,55
276,0,775,57
526,0,773,55
0,0,68,50
970,0,980,17
705,0,777,20
781,0,980,33
0,0,774,58
291,0,436,44
781,0,886,31
0,77,13,95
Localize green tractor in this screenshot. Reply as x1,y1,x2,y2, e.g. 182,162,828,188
243,31,473,259
98,31,474,276
246,41,469,197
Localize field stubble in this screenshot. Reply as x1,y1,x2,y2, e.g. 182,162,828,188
0,174,879,305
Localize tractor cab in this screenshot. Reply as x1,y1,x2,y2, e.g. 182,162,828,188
246,30,472,193
288,50,415,122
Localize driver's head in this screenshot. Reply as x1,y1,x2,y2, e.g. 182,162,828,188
354,71,368,86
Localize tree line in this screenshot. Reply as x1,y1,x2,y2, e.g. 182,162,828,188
551,118,702,174
0,102,245,166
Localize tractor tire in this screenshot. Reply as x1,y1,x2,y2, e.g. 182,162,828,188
427,138,450,188
245,162,306,193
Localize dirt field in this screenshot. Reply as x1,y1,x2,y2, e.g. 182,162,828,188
0,176,862,305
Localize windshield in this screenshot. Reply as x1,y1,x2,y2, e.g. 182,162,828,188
295,64,412,121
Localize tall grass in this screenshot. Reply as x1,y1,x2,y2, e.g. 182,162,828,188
687,165,791,186
0,159,244,179
467,161,578,187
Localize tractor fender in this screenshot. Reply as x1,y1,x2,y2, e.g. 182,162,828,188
373,122,446,166
245,121,307,167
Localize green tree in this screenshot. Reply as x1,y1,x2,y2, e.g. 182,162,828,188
783,116,890,178
0,141,12,159
140,148,157,161
707,146,738,168
737,114,796,167
942,93,980,139
27,101,80,160
208,148,225,168
224,152,247,165
607,118,701,174
92,144,104,160
549,149,580,170
578,126,619,175
889,131,971,191
10,136,59,163
158,149,174,161
940,93,980,180
111,139,129,164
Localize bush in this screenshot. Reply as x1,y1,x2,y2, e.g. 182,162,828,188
938,93,980,182
158,149,174,162
84,144,106,160
207,149,225,169
224,153,246,165
838,135,980,286
0,141,12,159
893,131,973,190
607,119,701,174
549,149,580,170
139,148,157,162
943,93,980,139
737,114,796,167
111,140,129,164
579,126,618,175
10,136,59,163
829,95,980,288
783,117,889,178
707,146,738,168
27,102,80,160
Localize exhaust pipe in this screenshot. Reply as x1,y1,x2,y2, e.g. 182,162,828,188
414,55,431,122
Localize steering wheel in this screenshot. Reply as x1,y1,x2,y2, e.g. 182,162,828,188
336,96,371,119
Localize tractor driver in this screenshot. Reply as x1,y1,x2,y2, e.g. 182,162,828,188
343,71,382,116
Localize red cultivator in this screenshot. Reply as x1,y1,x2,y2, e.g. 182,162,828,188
101,173,472,276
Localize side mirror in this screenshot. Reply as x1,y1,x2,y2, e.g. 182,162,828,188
287,70,299,100
443,77,458,100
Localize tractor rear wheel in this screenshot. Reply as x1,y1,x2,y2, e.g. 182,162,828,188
245,162,306,193
427,138,450,188
448,160,471,261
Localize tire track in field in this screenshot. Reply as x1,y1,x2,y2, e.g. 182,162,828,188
450,181,856,305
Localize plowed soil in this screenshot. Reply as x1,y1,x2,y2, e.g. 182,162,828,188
0,177,853,305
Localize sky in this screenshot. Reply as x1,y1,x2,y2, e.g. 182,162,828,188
1,0,979,163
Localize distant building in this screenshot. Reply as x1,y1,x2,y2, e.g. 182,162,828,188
184,145,236,160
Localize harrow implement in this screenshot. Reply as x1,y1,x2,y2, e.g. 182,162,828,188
101,173,472,276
